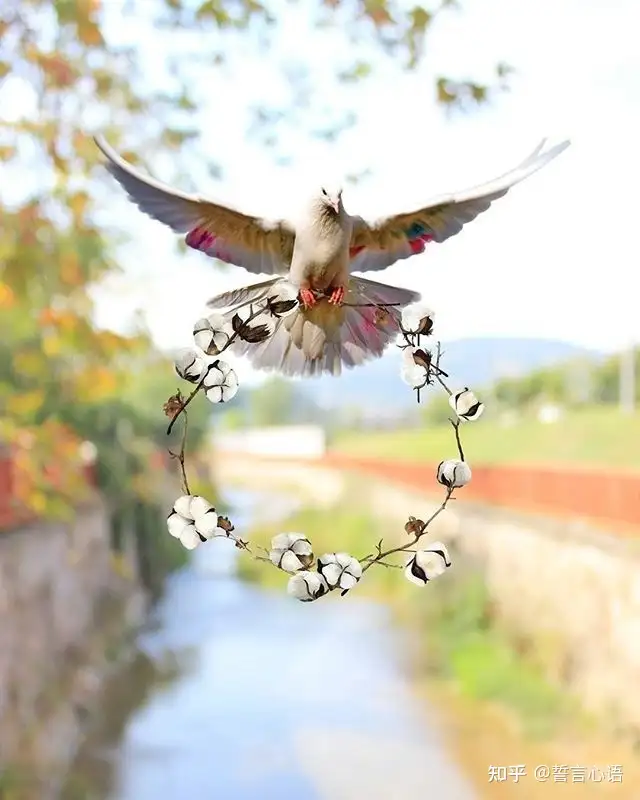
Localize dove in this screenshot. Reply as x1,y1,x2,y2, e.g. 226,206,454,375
93,135,570,377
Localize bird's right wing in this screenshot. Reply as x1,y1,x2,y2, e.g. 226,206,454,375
349,139,570,273
94,135,295,276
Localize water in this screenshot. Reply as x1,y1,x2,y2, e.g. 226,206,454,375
67,489,476,800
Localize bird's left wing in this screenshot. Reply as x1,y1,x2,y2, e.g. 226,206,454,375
349,139,570,273
94,135,295,276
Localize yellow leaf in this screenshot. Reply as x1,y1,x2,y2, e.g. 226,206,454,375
96,329,130,356
67,193,89,222
13,350,46,379
58,310,81,333
72,365,118,402
42,333,62,356
6,389,45,418
29,491,49,515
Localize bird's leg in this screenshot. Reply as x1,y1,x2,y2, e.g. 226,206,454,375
327,285,346,306
299,287,317,309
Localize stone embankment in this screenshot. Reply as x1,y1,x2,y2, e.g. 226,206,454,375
216,452,640,731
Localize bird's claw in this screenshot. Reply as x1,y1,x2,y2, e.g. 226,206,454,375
328,286,346,306
299,288,317,309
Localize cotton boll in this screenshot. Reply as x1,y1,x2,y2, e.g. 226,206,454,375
287,571,329,602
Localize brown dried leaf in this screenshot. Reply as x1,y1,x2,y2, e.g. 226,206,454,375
411,348,432,370
404,516,425,535
217,515,235,534
163,394,184,417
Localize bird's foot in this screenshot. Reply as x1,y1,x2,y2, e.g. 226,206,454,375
299,288,317,309
328,285,346,306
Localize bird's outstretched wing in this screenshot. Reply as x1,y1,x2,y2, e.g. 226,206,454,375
93,135,295,275
349,139,570,273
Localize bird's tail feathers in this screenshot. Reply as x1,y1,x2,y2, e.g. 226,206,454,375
219,276,420,377
206,277,282,311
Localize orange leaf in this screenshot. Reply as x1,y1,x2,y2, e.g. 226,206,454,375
60,252,83,285
0,281,15,309
72,365,118,402
39,307,58,326
68,192,89,220
77,18,104,47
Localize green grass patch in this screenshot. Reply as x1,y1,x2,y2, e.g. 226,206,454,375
411,561,577,739
242,504,578,738
333,405,640,470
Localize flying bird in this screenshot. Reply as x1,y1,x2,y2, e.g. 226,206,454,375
93,135,570,377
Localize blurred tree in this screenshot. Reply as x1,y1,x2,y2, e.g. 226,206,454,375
474,347,639,416
593,347,639,405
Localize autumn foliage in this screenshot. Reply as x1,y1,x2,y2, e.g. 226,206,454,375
0,0,503,523
0,0,207,520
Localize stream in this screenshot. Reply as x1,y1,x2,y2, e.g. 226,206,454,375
65,488,476,799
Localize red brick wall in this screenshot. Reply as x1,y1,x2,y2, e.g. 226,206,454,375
321,453,640,531
5,444,639,533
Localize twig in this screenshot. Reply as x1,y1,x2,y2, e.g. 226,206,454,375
361,488,454,572
168,410,190,495
166,377,203,436
449,418,465,462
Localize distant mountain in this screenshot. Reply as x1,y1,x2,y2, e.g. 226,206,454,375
306,337,600,411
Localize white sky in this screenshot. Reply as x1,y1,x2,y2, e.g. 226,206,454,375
87,0,640,384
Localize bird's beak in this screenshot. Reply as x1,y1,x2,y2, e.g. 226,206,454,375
331,200,340,213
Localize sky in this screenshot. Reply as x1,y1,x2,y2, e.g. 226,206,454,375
88,0,640,386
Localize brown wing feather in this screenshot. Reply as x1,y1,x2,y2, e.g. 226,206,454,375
349,139,570,273
94,135,294,275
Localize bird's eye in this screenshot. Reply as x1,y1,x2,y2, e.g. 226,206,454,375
321,188,327,196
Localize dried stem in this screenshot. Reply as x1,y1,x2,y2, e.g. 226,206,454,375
168,409,190,495
449,418,465,461
166,377,202,436
361,488,454,572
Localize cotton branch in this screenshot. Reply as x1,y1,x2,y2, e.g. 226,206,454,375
166,376,205,436
163,287,299,556
164,390,191,495
361,488,454,572
166,302,273,436
161,292,483,602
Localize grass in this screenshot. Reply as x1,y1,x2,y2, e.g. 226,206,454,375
410,562,579,739
241,504,574,738
333,405,640,470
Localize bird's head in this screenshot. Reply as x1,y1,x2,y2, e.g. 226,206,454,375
317,185,344,216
